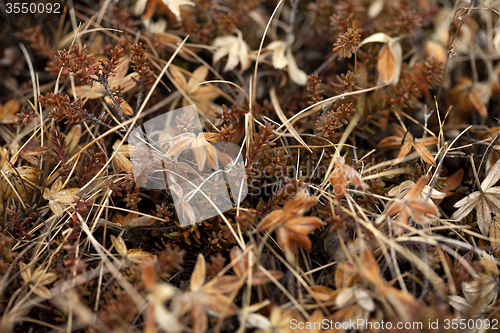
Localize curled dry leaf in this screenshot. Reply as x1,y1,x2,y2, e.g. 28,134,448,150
441,168,464,197
359,249,419,322
111,212,153,229
449,273,499,318
368,0,384,18
159,0,194,22
112,140,132,173
335,287,375,313
0,149,37,204
388,179,446,203
19,139,48,165
359,32,403,85
335,261,362,289
451,158,500,236
424,40,447,64
166,131,222,171
238,300,272,330
447,77,489,118
255,306,298,333
64,125,82,155
490,216,500,252
104,96,134,116
141,261,184,333
134,0,194,22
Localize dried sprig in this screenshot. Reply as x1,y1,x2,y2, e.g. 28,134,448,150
333,27,361,58
380,124,438,166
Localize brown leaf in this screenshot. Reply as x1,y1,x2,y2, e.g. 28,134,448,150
443,168,464,196
469,88,488,118
111,235,128,258
378,44,396,84
335,261,361,289
190,254,206,291
413,141,437,166
105,96,134,116
20,145,48,165
0,99,20,124
64,125,82,155
127,248,153,264
257,191,323,263
112,140,132,173
424,40,447,63
166,133,196,158
395,141,413,163
250,270,283,286
43,178,80,216
491,216,500,251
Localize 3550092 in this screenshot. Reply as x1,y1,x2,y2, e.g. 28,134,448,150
5,2,61,14
443,318,498,330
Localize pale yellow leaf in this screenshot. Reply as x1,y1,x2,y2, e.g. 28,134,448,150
190,254,206,291
270,87,312,152
110,235,128,258
65,125,81,154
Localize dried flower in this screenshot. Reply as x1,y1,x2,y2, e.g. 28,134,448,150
329,156,367,201
377,176,438,234
42,177,80,217
172,254,240,333
212,29,251,72
449,273,499,318
451,159,500,236
20,262,57,298
169,65,221,118
257,190,323,263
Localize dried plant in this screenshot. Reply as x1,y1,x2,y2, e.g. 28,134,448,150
257,190,323,263
2,1,500,332
451,158,500,236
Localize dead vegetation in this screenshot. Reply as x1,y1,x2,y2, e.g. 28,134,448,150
1,0,500,332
